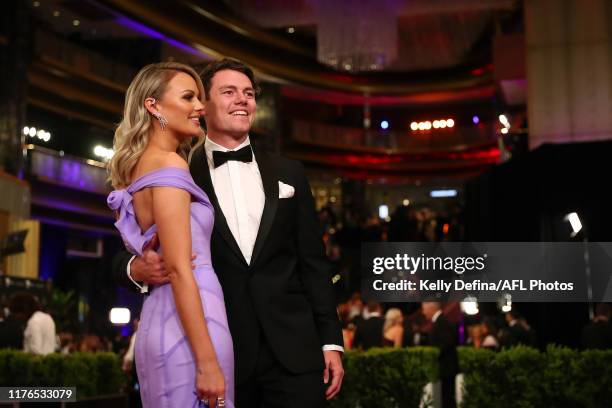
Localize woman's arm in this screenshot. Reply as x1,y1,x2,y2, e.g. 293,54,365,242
153,181,224,404
393,326,404,348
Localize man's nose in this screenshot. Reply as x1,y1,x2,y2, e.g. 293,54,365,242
234,92,247,105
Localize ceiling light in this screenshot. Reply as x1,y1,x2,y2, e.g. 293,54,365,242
72,19,80,27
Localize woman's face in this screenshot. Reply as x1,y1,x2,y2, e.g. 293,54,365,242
154,72,204,139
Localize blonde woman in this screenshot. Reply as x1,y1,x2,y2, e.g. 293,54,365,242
107,62,233,408
383,308,404,348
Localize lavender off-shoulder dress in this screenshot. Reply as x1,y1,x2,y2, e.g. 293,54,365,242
108,167,234,408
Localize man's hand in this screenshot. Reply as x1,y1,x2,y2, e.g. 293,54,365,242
129,234,196,285
323,350,344,400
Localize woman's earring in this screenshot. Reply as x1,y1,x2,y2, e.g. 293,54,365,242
153,112,168,131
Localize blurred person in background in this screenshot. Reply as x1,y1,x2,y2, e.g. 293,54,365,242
9,292,56,355
382,308,404,348
581,303,612,349
422,301,457,408
0,301,24,349
57,331,77,354
480,318,500,351
353,301,384,350
337,303,355,350
500,310,536,348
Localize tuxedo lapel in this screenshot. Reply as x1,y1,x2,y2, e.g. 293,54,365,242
250,148,278,267
189,145,248,266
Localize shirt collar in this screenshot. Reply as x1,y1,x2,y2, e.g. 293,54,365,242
204,135,251,164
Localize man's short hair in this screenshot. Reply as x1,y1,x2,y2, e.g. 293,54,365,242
199,58,261,100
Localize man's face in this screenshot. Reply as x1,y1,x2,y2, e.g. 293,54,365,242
203,69,257,139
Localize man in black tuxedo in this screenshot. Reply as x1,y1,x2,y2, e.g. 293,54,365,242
422,302,457,408
112,59,344,407
353,301,384,350
581,303,612,349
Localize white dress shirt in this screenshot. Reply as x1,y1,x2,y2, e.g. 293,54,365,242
204,136,265,265
24,311,56,355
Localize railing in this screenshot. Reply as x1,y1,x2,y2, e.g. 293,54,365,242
292,119,496,153
34,29,135,87
27,145,109,194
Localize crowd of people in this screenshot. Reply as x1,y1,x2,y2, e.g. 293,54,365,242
0,292,131,357
337,293,612,353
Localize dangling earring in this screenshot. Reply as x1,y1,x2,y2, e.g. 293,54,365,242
152,112,168,131
149,98,168,131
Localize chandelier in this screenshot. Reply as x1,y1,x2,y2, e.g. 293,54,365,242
313,0,400,72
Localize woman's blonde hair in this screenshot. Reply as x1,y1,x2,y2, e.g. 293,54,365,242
383,308,403,332
108,61,205,188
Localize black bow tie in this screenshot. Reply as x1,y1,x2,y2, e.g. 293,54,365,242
212,145,253,168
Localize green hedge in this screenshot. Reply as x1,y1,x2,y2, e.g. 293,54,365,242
0,349,125,398
328,347,439,408
459,345,612,408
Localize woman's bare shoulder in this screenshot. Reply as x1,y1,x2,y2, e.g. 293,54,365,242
132,151,188,180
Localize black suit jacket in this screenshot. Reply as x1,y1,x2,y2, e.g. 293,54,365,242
581,321,612,349
353,316,384,350
428,314,458,378
113,145,343,385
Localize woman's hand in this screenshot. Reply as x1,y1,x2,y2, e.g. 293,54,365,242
196,361,226,408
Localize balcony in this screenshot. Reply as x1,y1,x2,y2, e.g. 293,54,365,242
291,119,496,154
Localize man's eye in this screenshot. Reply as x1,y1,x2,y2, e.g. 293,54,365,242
245,92,254,98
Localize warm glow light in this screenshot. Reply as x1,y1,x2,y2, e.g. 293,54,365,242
94,145,114,160
461,297,479,316
499,114,510,127
378,204,389,219
109,307,131,325
501,127,509,134
411,118,454,132
28,127,36,137
443,223,449,234
402,199,410,206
